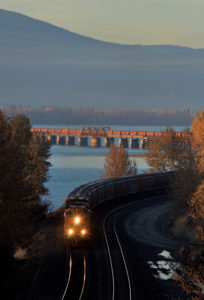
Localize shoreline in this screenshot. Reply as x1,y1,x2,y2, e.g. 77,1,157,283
93,153,148,158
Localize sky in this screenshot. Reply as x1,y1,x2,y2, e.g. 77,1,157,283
1,0,204,48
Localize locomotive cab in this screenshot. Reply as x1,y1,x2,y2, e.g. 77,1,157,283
64,200,92,245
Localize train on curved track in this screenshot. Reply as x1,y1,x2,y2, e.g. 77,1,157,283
64,172,173,245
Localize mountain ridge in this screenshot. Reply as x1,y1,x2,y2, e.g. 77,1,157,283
0,9,202,50
0,9,204,110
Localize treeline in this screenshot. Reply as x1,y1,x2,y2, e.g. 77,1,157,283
2,105,196,126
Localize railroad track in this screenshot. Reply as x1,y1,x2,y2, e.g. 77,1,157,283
61,248,87,300
103,196,166,300
103,204,133,300
61,196,166,300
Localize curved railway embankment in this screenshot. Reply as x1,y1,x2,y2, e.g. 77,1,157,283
62,170,191,300
64,172,173,248
3,172,187,300
62,172,178,300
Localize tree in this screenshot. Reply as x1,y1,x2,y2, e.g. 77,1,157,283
170,153,199,209
187,110,204,241
192,110,204,171
0,111,51,250
188,180,204,241
177,180,204,299
144,121,204,298
102,143,137,178
176,245,204,300
168,113,204,299
146,127,191,173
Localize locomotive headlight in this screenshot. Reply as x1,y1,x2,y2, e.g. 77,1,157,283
81,229,86,235
74,216,80,224
68,229,74,235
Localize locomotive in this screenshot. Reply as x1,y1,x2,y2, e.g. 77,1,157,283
64,199,92,245
64,172,173,245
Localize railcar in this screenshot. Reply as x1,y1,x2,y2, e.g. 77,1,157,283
137,131,146,136
64,172,173,245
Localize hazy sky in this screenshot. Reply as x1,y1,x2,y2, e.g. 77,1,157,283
1,0,204,48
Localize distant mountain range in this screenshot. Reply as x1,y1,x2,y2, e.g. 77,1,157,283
0,9,204,110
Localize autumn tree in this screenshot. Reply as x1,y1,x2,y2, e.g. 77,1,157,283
145,127,198,243
192,110,204,172
189,181,204,241
144,119,204,298
170,155,198,207
169,112,204,299
178,179,204,300
146,127,191,173
0,111,51,251
174,201,204,299
190,110,204,239
102,143,137,178
176,245,204,300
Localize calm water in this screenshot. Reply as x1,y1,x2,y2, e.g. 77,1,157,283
39,125,187,211
45,146,148,211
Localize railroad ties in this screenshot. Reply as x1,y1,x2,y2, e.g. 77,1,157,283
31,126,190,149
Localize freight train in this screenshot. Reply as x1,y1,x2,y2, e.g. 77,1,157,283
64,200,92,244
64,172,173,244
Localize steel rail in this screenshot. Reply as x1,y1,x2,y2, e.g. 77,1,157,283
103,213,116,300
79,254,87,300
103,204,134,300
103,197,164,300
61,249,87,300
61,250,72,300
113,215,132,300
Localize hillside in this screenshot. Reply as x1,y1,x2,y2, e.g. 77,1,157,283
0,9,204,109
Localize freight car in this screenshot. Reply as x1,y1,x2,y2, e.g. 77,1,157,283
64,172,173,244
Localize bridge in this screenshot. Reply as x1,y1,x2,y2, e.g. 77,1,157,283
31,127,190,149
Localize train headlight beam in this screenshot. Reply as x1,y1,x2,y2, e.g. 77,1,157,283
68,229,74,235
74,216,80,224
81,229,86,235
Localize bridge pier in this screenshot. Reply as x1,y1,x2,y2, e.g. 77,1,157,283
118,138,128,148
49,135,56,145
140,138,147,149
78,137,88,147
66,136,75,146
57,136,65,145
129,138,139,149
91,137,101,147
104,137,114,147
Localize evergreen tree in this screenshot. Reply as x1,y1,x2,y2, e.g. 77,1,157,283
0,111,51,250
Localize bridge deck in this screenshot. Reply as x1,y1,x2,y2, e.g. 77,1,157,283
31,128,189,138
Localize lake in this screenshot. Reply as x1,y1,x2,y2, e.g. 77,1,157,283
38,125,187,211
